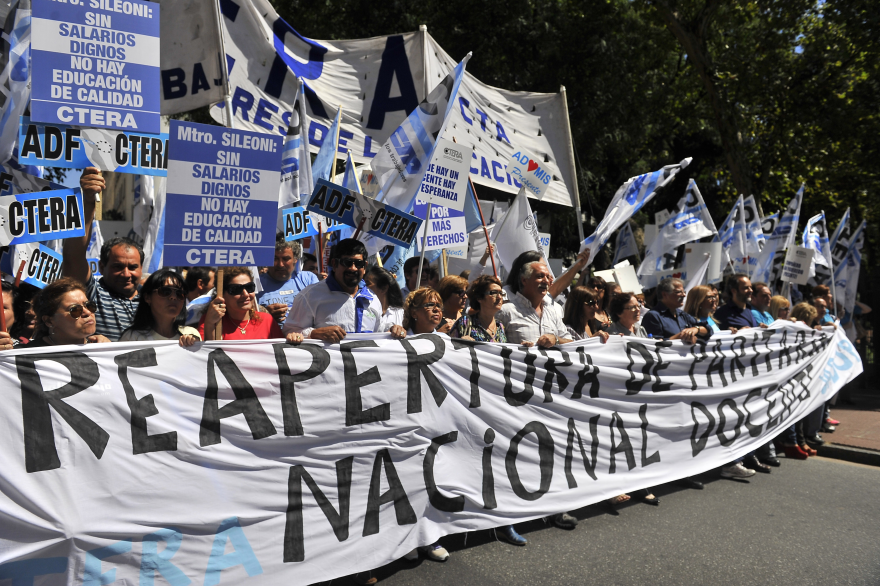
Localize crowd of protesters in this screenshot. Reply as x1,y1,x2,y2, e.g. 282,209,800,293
0,170,870,585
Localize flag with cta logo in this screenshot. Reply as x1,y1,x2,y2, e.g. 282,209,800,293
833,219,865,313
612,222,638,265
802,212,832,279
279,79,313,208
579,159,691,264
371,54,470,212
638,179,716,276
712,195,749,272
490,186,550,275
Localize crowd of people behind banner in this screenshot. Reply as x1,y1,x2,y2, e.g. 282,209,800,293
0,171,870,585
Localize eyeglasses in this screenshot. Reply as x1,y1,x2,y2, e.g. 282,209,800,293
156,286,184,299
584,300,597,306
673,289,686,296
485,290,504,298
705,296,718,302
338,257,367,269
64,302,97,319
453,288,467,297
421,302,442,311
780,307,790,313
227,282,256,296
623,304,640,311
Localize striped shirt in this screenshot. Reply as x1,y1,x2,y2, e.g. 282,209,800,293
86,274,139,341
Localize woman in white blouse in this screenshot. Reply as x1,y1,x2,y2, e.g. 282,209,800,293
364,266,405,332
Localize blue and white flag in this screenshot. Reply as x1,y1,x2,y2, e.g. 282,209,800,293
312,107,342,185
612,222,638,266
371,54,471,212
0,1,32,165
752,184,804,285
579,158,691,263
712,195,748,272
141,177,167,272
830,208,850,253
802,212,832,278
833,220,865,315
742,195,765,253
279,79,314,208
463,180,484,234
761,212,779,237
638,179,716,276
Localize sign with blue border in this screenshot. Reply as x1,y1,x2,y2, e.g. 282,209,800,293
18,116,167,175
21,243,64,288
163,121,282,267
0,188,85,246
30,0,161,133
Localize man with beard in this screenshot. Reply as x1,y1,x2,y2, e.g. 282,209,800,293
284,239,405,341
714,274,761,330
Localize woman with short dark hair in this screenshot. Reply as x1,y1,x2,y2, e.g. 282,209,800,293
27,278,111,347
562,286,609,342
451,275,506,342
607,292,648,337
200,267,288,341
364,266,404,331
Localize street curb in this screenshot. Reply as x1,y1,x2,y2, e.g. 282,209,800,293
817,443,880,467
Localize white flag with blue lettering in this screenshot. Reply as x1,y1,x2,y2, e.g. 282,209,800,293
833,220,865,313
638,179,716,276
0,1,31,165
141,177,167,273
712,195,749,272
611,222,638,265
579,158,691,263
371,54,470,212
279,79,313,208
802,212,832,278
752,185,803,285
742,195,765,254
830,208,850,251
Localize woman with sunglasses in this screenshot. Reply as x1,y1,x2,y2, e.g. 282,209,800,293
11,283,38,345
200,267,289,341
770,295,792,321
403,288,444,335
437,275,468,332
26,278,111,347
451,275,507,342
119,269,200,346
562,286,610,342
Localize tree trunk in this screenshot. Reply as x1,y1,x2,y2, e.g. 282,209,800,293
656,1,756,209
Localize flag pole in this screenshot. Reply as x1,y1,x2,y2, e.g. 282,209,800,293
330,106,342,185
415,196,433,290
214,270,224,340
823,210,839,315
454,137,498,278
317,223,325,274
213,0,235,130
560,86,585,243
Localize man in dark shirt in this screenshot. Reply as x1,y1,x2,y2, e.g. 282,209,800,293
714,274,764,331
642,278,710,343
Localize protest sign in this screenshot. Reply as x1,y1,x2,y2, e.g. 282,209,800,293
781,246,814,285
306,179,423,248
0,165,66,197
505,149,553,199
18,116,168,175
414,197,467,252
30,0,161,133
20,242,63,288
87,257,102,278
163,121,282,267
282,206,320,241
417,138,469,212
538,232,551,251
684,243,723,284
0,324,860,584
0,188,85,246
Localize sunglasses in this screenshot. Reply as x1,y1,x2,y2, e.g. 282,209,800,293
421,302,442,311
155,286,184,299
64,302,97,319
584,300,597,306
337,257,367,269
453,288,467,297
227,282,256,296
485,290,504,298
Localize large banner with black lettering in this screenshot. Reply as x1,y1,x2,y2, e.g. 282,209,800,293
0,323,860,584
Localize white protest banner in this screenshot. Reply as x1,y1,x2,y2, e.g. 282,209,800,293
163,121,282,267
505,149,553,200
0,325,861,584
0,188,85,246
417,137,469,212
157,0,227,115
780,246,814,285
18,116,168,175
30,0,161,132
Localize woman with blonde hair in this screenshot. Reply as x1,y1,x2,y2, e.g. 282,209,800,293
685,285,723,333
770,295,792,321
790,302,819,327
402,288,444,335
437,275,469,330
199,267,288,341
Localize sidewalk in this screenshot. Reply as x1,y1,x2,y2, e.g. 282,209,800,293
816,387,880,466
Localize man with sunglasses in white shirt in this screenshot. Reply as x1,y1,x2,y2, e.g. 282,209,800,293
284,239,406,341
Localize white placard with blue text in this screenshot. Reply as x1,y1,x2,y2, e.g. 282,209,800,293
163,121,282,267
505,149,552,199
21,244,64,289
417,137,469,212
30,0,161,133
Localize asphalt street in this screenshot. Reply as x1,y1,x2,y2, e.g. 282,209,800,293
351,457,880,586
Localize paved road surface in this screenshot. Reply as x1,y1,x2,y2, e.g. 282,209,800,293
352,457,880,586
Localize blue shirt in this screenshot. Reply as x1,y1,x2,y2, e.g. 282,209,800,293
714,302,757,330
642,304,707,340
707,315,720,334
256,270,318,309
751,307,773,326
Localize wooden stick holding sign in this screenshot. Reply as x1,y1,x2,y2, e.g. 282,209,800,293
214,269,224,341
352,216,367,240
14,260,25,287
317,223,324,274
468,176,498,279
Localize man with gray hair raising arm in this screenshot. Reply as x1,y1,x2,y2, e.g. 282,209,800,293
257,235,318,328
496,256,577,539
